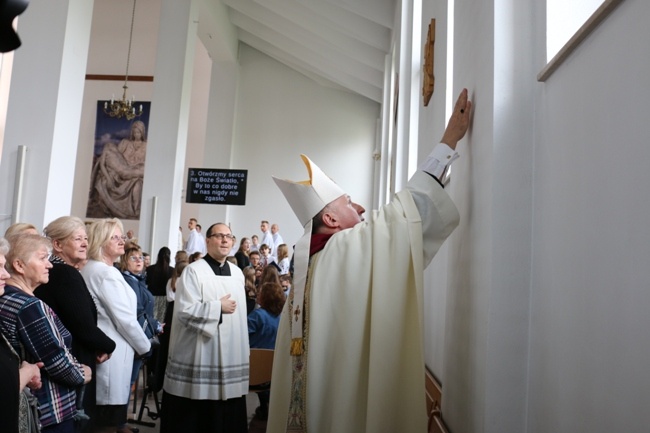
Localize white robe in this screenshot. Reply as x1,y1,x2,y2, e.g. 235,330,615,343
81,260,151,405
185,229,206,255
267,171,460,433
164,260,249,400
261,231,275,255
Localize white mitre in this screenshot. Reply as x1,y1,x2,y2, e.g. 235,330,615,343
272,154,346,355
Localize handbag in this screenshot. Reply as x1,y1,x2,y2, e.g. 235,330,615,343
19,388,41,433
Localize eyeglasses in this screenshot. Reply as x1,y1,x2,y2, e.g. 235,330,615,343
129,256,144,262
111,235,128,242
207,233,234,241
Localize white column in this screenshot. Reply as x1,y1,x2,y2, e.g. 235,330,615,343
138,0,199,253
197,60,238,230
0,0,94,231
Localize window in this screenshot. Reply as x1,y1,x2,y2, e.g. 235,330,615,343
539,0,625,81
546,0,604,61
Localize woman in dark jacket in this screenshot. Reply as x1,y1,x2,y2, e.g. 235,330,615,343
35,216,116,432
120,244,161,379
145,247,172,322
234,237,251,270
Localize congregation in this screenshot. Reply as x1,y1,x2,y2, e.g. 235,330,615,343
0,216,289,433
0,84,470,433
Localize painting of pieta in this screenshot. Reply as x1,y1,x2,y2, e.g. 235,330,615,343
86,101,151,220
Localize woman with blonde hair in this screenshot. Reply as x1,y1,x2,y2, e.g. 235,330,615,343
80,219,150,433
3,222,38,238
0,234,91,433
35,216,116,430
276,243,290,275
166,251,189,304
0,236,43,433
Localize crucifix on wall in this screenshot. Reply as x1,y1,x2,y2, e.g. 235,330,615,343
423,19,435,106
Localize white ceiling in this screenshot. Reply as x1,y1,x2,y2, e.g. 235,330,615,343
217,0,396,103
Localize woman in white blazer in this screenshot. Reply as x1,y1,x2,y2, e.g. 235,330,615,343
81,218,151,433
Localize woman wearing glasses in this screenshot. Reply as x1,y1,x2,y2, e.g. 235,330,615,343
80,219,151,433
35,216,116,431
119,245,162,421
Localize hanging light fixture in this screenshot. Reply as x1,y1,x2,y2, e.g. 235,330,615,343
104,0,142,120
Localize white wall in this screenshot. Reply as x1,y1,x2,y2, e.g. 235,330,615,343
73,0,161,236
72,5,379,253
434,0,536,431
228,44,380,248
420,0,451,383
421,0,650,432
529,0,650,431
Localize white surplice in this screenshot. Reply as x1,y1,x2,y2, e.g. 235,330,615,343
164,260,249,400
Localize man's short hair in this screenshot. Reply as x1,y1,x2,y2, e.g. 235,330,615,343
261,220,269,225
189,218,198,223
205,222,229,238
249,250,261,258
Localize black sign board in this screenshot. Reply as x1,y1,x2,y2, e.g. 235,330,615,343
185,168,248,205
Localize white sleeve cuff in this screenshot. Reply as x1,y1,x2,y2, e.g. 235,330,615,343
419,143,459,179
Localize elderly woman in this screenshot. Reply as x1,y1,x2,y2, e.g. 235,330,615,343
34,216,116,431
0,234,91,433
80,219,150,433
118,244,162,433
0,237,43,433
4,222,38,238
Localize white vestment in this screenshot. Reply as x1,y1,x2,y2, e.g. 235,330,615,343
163,259,249,400
261,231,275,255
267,171,460,433
185,229,206,255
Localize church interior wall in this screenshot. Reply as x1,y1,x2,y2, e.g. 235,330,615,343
4,1,650,432
228,43,380,249
425,0,650,432
528,0,650,431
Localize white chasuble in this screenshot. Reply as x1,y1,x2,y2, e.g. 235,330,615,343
267,171,460,433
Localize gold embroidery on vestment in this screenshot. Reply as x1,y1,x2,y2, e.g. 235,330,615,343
286,252,320,433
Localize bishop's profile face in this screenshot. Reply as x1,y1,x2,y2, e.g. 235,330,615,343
327,194,366,230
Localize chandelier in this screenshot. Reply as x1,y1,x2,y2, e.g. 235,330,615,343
104,0,142,120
